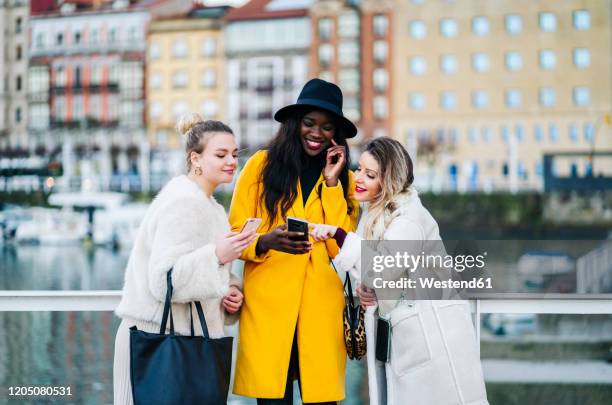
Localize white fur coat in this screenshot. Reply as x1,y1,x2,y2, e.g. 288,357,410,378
115,175,241,338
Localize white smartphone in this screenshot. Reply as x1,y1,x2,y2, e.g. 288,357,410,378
240,218,262,233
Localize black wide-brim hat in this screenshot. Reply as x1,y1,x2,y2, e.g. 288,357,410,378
274,78,358,138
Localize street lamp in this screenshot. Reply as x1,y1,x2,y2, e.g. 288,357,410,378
588,113,611,175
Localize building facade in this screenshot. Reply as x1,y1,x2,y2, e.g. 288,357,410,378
224,0,311,152
391,0,612,192
0,0,30,148
146,6,228,186
310,0,393,148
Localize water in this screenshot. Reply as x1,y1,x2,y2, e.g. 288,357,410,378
0,244,366,404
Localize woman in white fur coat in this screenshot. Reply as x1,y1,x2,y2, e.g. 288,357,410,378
113,114,257,405
310,137,488,405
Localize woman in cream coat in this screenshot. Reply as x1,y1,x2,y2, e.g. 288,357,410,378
113,115,257,405
311,137,488,405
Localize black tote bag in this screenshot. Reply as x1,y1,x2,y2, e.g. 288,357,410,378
129,269,233,405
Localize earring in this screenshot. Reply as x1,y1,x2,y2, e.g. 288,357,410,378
194,166,203,176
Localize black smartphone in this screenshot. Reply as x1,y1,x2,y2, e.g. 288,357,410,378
287,216,309,241
375,317,391,363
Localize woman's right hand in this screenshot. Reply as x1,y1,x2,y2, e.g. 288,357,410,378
356,285,377,309
215,230,257,265
257,224,312,255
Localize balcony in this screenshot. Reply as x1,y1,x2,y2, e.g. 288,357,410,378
51,82,119,94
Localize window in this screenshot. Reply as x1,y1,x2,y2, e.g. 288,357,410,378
373,96,388,120
36,33,45,49
15,75,22,91
74,31,81,45
172,101,188,119
73,96,84,120
201,100,218,119
409,92,425,111
149,43,161,60
410,56,427,75
54,97,66,119
172,71,188,88
28,66,49,93
505,89,521,108
534,124,544,142
319,44,334,66
339,11,359,38
472,53,490,72
482,127,492,143
30,104,50,129
15,107,22,123
373,69,388,92
472,16,489,36
339,69,359,93
568,123,579,143
373,41,388,64
501,126,510,143
409,20,427,39
319,70,333,83
573,48,590,68
200,69,216,88
201,38,216,57
505,14,523,34
539,87,556,107
109,27,118,44
584,123,594,142
515,125,524,143
539,49,556,70
57,33,64,46
338,42,359,66
90,65,102,85
549,123,558,143
468,127,478,144
55,66,66,86
573,10,591,30
440,91,457,110
149,72,161,89
16,45,22,61
16,17,22,33
373,15,388,37
440,54,457,74
172,40,188,58
149,102,162,119
573,86,590,106
128,26,138,42
440,18,458,38
471,90,489,108
91,28,99,45
539,12,557,32
505,51,522,71
319,18,333,40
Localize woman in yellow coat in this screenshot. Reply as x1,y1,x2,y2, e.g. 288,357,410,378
229,79,359,404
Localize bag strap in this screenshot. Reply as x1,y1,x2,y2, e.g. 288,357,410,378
189,302,195,337
194,301,210,339
331,258,360,358
160,270,175,335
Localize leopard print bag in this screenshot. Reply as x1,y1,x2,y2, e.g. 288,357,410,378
343,272,367,360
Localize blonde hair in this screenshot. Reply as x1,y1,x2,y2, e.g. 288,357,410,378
176,112,234,171
362,137,415,239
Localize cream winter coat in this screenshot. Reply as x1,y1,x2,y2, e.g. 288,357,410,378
115,175,240,338
334,189,489,405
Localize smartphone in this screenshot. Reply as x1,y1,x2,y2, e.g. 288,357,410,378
375,317,391,363
240,218,262,233
287,216,309,241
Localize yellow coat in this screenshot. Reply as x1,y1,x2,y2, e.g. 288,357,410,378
229,150,359,402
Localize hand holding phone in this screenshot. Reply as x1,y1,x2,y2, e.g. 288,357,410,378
241,218,262,234
287,217,309,241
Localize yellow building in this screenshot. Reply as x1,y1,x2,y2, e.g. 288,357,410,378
391,0,612,192
146,9,227,158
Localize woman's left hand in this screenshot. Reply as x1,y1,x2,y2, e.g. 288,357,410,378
323,139,346,187
223,285,243,314
356,285,377,309
309,223,338,241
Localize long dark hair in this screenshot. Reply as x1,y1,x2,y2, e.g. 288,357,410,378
260,109,353,227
